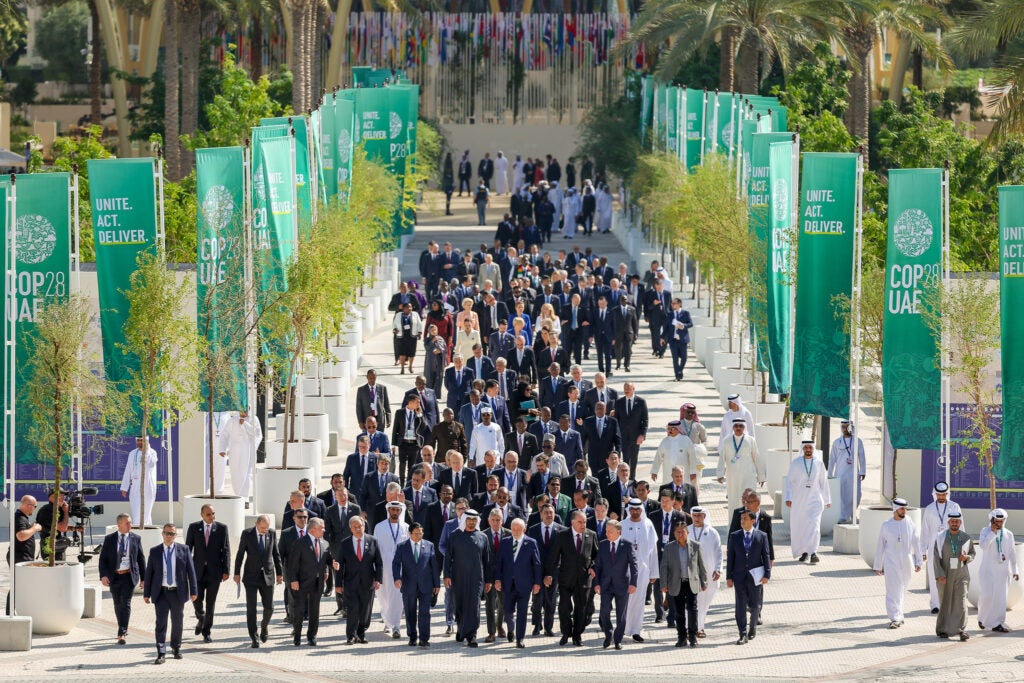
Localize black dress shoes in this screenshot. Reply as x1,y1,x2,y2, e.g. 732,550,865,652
467,638,478,648
308,638,318,647
559,635,569,645
515,641,525,648
154,654,165,665
675,638,686,648
507,633,515,643
532,626,541,636
260,629,268,643
294,636,301,647
117,636,126,645
202,635,212,643
544,630,555,637
632,634,645,643
251,638,259,649
346,637,355,645
409,637,417,646
614,643,622,650
798,553,808,562
603,635,611,649
172,650,182,660
573,637,583,647
195,623,203,636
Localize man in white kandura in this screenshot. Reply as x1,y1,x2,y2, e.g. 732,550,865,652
716,420,765,515
121,436,159,527
688,506,721,639
920,481,961,615
784,440,831,564
650,420,698,488
679,403,708,497
217,409,263,499
619,498,659,642
828,420,865,524
718,394,755,448
874,498,921,629
375,501,411,639
977,508,1019,633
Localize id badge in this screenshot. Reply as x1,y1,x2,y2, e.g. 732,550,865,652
951,558,961,570
805,482,812,488
1001,554,1007,563
846,457,853,465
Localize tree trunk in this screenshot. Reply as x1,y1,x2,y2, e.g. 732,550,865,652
310,1,325,107
291,0,307,114
88,0,102,125
735,32,759,95
164,0,181,181
718,27,736,92
912,47,923,90
847,40,872,144
180,0,201,176
889,36,912,106
252,17,264,80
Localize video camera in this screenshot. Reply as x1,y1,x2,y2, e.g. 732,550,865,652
66,486,103,520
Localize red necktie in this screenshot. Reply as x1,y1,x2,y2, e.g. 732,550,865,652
357,538,363,561
314,540,320,562
576,534,582,553
204,525,210,546
544,527,550,545
494,533,500,552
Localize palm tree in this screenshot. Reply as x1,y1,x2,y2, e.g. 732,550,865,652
621,0,848,94
233,0,282,79
164,0,181,179
952,0,1024,140
841,0,951,144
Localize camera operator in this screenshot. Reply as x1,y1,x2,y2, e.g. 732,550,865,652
6,496,41,614
36,488,70,562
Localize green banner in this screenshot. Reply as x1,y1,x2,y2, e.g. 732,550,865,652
767,141,795,394
89,158,159,390
319,95,338,200
354,87,392,165
196,147,247,412
640,76,653,142
666,87,680,158
882,168,943,450
718,94,737,157
261,116,312,232
748,132,792,375
352,66,402,87
253,135,296,298
791,153,859,417
389,84,419,236
309,107,327,206
0,183,7,488
996,186,1024,479
334,94,356,198
684,89,704,169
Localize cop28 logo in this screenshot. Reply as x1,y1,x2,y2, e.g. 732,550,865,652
337,133,352,161
892,208,934,258
201,185,235,232
773,179,789,222
16,214,57,265
721,122,734,149
390,111,403,140
253,164,267,203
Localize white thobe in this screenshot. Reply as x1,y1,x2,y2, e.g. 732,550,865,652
468,422,504,464
716,434,765,513
512,161,524,191
562,195,578,238
680,420,708,496
549,187,563,230
783,455,831,557
620,517,659,635
374,518,410,630
977,526,1018,629
920,498,962,609
217,413,263,498
827,435,866,522
596,190,612,232
495,156,509,194
120,447,159,526
208,411,227,495
873,517,921,621
689,523,722,630
718,404,756,450
650,433,698,484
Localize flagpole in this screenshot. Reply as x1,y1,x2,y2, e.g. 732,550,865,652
851,150,865,524
243,141,258,510
70,168,83,491
6,176,18,614
942,162,951,486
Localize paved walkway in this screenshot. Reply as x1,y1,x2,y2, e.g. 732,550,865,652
2,191,1022,680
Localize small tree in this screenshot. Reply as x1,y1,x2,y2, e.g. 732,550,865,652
921,274,1002,510
22,296,124,565
118,250,203,527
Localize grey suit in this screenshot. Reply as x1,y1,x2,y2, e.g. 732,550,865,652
659,539,706,642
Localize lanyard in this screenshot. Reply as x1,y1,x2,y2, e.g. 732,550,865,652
389,522,402,546
730,435,745,463
803,457,813,479
682,420,693,438
938,501,948,524
995,530,1004,556
694,526,705,543
949,532,962,558
843,437,854,458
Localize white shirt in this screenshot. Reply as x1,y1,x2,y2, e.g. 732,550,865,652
162,544,175,587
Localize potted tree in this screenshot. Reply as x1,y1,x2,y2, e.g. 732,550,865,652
117,249,202,543
16,296,124,634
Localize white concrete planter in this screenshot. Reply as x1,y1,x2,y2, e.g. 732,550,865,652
752,402,787,425
332,346,359,379
967,542,1024,609
360,300,379,334
781,477,842,535
182,494,245,548
276,413,330,458
756,423,791,453
309,394,347,434
320,378,346,395
301,377,320,396
14,562,85,634
859,505,922,569
692,327,724,364
255,466,315,518
264,438,324,483
764,447,796,495
714,364,746,389
727,383,757,406
340,325,363,350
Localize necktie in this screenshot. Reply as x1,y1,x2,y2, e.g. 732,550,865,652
601,310,605,321
572,308,578,329
299,529,305,539
415,490,420,510
370,386,376,415
570,406,575,424
414,543,420,563
494,533,500,552
664,517,670,537
314,538,320,562
164,546,173,585
598,521,604,538
513,539,519,557
259,534,265,553
744,532,752,552
500,374,507,397
361,456,367,474
455,473,461,491
610,542,616,562
576,534,582,553
544,527,550,545
442,506,449,523
627,398,632,415
119,534,126,558
204,524,210,546
598,418,603,435
357,537,363,561
380,476,386,495
518,433,523,451
552,377,557,394
474,404,480,422
578,480,583,491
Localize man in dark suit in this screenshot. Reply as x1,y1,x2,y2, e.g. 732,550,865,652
342,436,376,503
490,358,518,400
497,451,530,511
478,296,510,351
561,294,590,365
606,463,637,520
391,394,431,485
443,356,475,412
581,401,622,474
591,297,616,374
726,510,772,644
545,510,598,646
323,488,361,615
286,518,331,647
355,369,391,431
392,523,440,647
481,509,511,641
727,490,775,563
587,498,612,541
282,489,318,531
284,478,327,520
643,279,671,357
316,473,345,510
556,386,588,432
467,346,496,390
612,299,639,372
614,383,649,474
661,298,694,381
554,414,585,468
496,518,542,647
649,491,689,626
438,452,479,500
334,516,383,643
183,504,230,642
539,364,567,411
482,488,523,530
562,459,601,501
483,381,512,434
594,520,637,649
359,417,391,455
404,466,438,526
528,407,559,445
98,512,146,645
424,485,455,554
143,524,199,664
527,504,564,636
404,376,440,431
360,455,401,525
278,509,309,624
233,515,283,648
505,336,537,385
533,285,562,319
659,468,699,514
583,374,618,416
596,452,622,497
505,418,540,470
538,337,571,374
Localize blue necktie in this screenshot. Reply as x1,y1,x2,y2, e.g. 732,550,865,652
744,532,752,553
380,476,386,495
164,546,173,586
259,534,265,553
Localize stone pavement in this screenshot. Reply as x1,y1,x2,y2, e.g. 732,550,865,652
1,192,1022,680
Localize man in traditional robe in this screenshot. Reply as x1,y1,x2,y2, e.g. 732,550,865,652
619,498,659,642
443,510,494,647
977,508,1019,632
374,501,410,640
827,420,865,523
650,420,698,487
920,480,961,614
874,498,921,629
121,436,159,527
934,511,975,640
784,440,831,563
718,394,755,447
716,420,765,514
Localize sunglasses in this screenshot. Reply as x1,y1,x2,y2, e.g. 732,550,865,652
162,532,176,536
294,516,308,520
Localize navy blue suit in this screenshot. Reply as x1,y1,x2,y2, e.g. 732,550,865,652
553,428,585,468
661,308,693,380
594,538,637,645
496,535,542,641
591,307,616,373
143,542,199,655
361,472,401,527
726,527,771,637
358,430,391,455
527,522,565,631
466,355,495,388
539,375,568,411
343,451,378,502
444,365,475,411
98,530,146,637
392,539,440,643
581,415,622,474
403,486,438,525
555,400,588,431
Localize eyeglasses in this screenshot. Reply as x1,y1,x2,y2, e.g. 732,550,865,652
294,515,308,520
162,532,176,536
